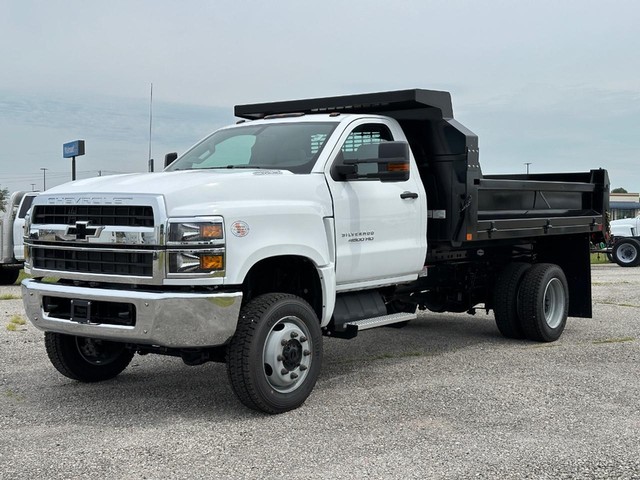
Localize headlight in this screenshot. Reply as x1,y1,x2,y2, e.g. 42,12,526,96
168,250,225,274
167,218,225,276
168,221,223,244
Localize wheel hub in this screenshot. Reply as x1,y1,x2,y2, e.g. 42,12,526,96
263,316,312,393
75,338,125,366
619,244,637,263
281,340,302,370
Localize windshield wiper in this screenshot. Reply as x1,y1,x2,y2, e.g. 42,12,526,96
223,165,264,169
197,165,266,170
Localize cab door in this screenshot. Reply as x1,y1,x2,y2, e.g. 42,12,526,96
325,119,427,287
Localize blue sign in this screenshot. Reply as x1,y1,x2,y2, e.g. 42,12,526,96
63,140,85,158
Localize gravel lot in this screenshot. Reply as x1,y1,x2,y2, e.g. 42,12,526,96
1,263,639,479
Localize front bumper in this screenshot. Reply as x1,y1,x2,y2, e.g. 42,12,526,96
22,279,242,348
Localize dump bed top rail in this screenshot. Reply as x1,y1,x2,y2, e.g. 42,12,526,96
235,89,454,120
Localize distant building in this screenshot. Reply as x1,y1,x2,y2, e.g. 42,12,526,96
610,192,640,220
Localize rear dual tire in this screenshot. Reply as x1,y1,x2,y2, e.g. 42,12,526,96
517,264,568,342
493,262,529,339
494,263,568,342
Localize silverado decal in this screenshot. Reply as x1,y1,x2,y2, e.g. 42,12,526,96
342,231,375,242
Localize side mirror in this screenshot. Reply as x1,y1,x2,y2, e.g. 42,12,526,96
334,164,357,176
164,152,178,168
376,142,411,182
339,141,411,182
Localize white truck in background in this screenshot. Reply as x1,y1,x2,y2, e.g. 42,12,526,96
0,191,38,284
21,90,609,413
608,216,640,266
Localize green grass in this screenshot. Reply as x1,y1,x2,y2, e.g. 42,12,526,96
15,270,58,285
592,337,635,344
590,253,610,264
17,269,30,284
0,294,20,300
4,389,25,402
5,314,26,332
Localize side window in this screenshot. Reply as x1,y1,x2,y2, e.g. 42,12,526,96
334,123,394,178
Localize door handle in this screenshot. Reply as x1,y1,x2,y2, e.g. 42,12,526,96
400,191,418,199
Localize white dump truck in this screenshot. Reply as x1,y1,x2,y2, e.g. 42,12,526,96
21,90,609,413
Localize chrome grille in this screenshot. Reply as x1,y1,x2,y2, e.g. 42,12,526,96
32,205,154,227
32,247,153,276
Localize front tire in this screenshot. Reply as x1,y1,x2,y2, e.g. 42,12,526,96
517,264,569,342
612,238,640,267
0,268,20,285
227,293,322,414
44,332,134,382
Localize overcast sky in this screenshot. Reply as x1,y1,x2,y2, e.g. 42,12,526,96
1,0,638,193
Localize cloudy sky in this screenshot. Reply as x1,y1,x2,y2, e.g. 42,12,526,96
1,0,638,193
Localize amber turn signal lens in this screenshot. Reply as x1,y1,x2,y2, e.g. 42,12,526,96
200,224,223,239
387,162,409,172
200,254,224,270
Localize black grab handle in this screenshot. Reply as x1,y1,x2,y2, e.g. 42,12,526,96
400,191,418,199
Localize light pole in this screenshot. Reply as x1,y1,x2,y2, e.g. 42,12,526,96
524,163,532,175
40,167,48,191
30,183,36,191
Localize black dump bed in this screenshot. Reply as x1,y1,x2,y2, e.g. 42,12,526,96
236,89,610,248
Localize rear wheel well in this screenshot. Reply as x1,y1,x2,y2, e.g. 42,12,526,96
242,256,323,320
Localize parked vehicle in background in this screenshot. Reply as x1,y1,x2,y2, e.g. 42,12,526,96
21,89,609,413
609,216,640,267
0,191,37,284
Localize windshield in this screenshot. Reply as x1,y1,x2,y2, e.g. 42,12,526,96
166,122,337,174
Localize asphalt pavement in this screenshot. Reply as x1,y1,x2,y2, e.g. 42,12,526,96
1,263,639,479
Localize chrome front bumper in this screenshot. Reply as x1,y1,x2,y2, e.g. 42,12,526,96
22,279,242,348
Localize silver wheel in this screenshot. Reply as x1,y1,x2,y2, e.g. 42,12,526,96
263,316,313,393
543,278,566,329
227,293,323,413
617,243,638,263
613,238,640,267
518,263,569,342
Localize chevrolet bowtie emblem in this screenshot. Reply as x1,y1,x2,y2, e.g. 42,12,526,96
67,221,101,241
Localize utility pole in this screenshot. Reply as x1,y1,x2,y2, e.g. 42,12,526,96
40,167,48,191
148,83,153,169
524,162,532,175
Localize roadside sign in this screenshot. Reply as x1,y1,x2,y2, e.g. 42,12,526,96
63,140,85,159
